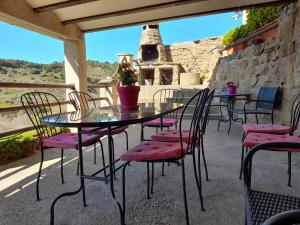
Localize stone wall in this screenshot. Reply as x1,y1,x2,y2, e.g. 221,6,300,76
165,37,223,81
209,2,300,123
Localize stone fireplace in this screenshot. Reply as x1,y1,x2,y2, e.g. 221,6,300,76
136,24,180,85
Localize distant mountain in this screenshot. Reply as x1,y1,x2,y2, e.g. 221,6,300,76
0,59,118,106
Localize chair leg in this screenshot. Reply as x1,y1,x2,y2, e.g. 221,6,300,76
288,152,292,187
111,137,117,180
227,119,232,135
161,163,165,176
93,143,97,164
151,162,154,194
192,152,205,211
76,160,79,176
271,112,274,124
147,162,151,199
36,147,44,201
181,158,190,225
99,141,107,183
140,123,144,142
255,114,259,124
200,137,209,181
240,133,246,179
122,161,130,223
60,148,65,184
124,130,129,152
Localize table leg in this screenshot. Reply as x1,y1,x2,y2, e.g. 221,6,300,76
107,126,125,225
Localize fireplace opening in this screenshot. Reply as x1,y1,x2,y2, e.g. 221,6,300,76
141,69,154,85
141,45,158,62
160,69,173,85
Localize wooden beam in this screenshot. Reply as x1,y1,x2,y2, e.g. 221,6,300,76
34,0,100,13
0,0,83,40
84,0,294,33
62,0,207,25
0,82,75,89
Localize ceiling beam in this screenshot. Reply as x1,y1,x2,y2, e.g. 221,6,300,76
34,0,100,13
62,0,207,25
0,0,83,41
83,0,294,33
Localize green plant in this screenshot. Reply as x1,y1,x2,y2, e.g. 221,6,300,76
0,136,37,164
223,5,284,46
114,60,138,86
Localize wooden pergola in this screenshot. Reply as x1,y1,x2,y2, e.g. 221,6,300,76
0,0,293,94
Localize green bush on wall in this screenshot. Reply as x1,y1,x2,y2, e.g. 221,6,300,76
223,5,284,46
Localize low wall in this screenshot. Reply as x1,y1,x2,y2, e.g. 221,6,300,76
209,2,300,123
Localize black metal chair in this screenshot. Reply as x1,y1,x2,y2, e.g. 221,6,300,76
121,88,210,225
244,142,300,225
141,88,184,141
230,86,280,124
262,210,300,225
21,92,101,200
68,91,129,178
209,87,231,132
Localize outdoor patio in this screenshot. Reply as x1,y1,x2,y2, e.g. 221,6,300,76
1,121,300,225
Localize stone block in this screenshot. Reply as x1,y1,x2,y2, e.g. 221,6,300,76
244,45,255,57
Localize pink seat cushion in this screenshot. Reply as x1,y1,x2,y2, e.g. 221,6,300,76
144,118,178,127
243,124,291,135
43,133,100,149
120,141,188,161
151,129,191,142
244,133,300,151
83,126,128,135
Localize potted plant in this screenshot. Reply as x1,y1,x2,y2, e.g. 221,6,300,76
226,80,239,94
114,59,140,110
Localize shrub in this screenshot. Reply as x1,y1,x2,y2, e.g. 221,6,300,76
0,136,37,165
223,5,284,46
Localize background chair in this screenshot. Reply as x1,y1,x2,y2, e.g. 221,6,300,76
230,86,280,124
120,88,210,225
141,88,184,140
21,92,101,200
243,142,300,225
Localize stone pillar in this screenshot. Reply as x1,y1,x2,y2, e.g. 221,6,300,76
153,68,160,85
64,34,87,111
117,53,134,68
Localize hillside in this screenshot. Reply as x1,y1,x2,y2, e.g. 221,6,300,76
0,59,118,106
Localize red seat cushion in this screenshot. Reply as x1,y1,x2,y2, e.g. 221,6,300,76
83,126,128,135
151,129,191,142
144,118,178,127
43,133,100,149
243,124,291,135
244,133,300,151
120,141,188,161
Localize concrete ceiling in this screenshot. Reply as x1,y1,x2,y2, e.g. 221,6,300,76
25,0,292,33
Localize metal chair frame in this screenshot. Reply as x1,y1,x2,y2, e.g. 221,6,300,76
240,94,300,184
262,210,300,225
243,142,300,225
230,86,280,125
121,88,210,225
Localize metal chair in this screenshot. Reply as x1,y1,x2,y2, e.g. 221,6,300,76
241,95,300,184
68,91,129,178
21,92,101,200
230,86,280,124
120,88,210,225
262,210,300,225
210,87,230,132
141,88,184,140
244,142,300,225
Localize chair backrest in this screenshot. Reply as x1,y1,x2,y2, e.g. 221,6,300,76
21,92,62,142
178,88,210,155
219,87,228,104
153,89,184,118
201,90,215,135
68,91,96,111
256,86,280,110
289,94,300,134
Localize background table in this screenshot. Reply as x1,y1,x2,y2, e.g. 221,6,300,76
42,102,183,225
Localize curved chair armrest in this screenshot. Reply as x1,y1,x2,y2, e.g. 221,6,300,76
243,142,300,190
262,210,300,225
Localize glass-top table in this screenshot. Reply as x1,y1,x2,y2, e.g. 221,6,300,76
41,102,183,225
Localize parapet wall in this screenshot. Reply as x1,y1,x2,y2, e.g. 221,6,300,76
209,2,300,123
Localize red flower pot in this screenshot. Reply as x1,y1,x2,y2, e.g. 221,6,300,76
117,86,140,110
227,87,236,94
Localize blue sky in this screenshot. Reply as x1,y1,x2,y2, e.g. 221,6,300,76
0,12,241,63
